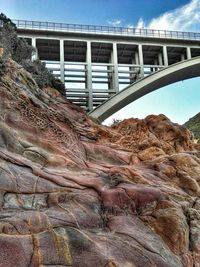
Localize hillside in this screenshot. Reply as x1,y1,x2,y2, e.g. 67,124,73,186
184,112,200,142
0,58,199,267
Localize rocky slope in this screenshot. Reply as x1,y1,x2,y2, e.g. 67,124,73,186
184,112,200,143
0,58,199,267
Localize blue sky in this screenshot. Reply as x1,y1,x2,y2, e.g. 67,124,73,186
0,0,190,26
1,0,200,124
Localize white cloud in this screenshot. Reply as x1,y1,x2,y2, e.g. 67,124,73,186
137,0,200,31
127,18,145,29
135,18,145,29
107,19,121,27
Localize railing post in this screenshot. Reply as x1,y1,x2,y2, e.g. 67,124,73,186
86,41,93,111
138,44,144,78
163,46,168,67
31,37,38,61
186,47,191,59
60,39,65,83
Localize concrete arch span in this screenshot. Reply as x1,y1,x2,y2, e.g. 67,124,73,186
89,56,200,122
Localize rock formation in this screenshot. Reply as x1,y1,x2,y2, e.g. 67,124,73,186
0,58,199,267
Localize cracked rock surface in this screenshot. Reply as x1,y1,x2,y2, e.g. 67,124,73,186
0,59,199,267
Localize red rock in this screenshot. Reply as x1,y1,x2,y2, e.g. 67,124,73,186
0,58,199,266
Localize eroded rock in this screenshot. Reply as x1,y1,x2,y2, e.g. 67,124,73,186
0,59,199,266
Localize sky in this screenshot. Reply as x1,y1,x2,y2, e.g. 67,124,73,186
0,0,200,124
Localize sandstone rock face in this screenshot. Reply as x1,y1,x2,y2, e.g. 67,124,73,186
0,59,199,267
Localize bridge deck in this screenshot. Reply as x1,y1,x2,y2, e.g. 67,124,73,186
13,19,200,41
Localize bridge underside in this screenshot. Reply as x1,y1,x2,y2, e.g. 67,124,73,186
19,27,200,112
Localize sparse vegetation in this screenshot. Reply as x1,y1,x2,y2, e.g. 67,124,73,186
184,112,200,143
0,13,33,62
112,118,122,125
0,57,6,76
0,13,65,96
21,59,65,95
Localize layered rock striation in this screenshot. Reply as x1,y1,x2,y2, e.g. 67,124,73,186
0,59,199,267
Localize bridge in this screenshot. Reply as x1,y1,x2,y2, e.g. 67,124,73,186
89,57,200,121
15,19,200,117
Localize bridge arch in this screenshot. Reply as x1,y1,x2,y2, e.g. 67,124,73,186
89,56,200,122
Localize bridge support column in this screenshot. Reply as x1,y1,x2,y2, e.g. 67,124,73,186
181,54,185,61
158,53,163,67
186,47,191,59
154,58,158,72
138,44,144,78
60,39,65,84
163,46,168,66
112,43,119,93
130,59,135,84
31,38,38,61
86,41,93,111
134,51,140,80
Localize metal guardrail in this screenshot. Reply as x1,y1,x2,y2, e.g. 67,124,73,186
12,19,200,41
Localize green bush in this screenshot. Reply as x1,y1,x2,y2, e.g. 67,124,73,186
0,57,6,76
21,59,65,95
0,13,33,61
0,13,65,96
184,113,200,143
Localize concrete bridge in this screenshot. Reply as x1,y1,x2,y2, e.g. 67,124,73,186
15,19,200,116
